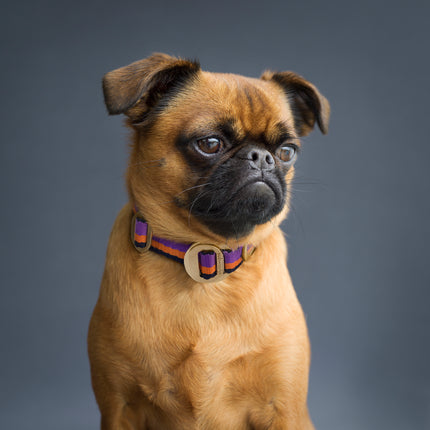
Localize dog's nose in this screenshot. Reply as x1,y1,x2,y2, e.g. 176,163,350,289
239,147,275,171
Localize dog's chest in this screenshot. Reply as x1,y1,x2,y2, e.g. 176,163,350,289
140,331,247,399
140,344,264,428
136,319,287,428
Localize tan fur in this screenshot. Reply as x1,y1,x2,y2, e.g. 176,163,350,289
88,54,329,429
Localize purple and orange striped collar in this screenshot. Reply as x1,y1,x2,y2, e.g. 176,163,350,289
131,210,255,283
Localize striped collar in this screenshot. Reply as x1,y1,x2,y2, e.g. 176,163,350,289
131,210,255,283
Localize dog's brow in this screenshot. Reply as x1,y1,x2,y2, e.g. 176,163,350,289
175,119,241,145
216,118,243,142
268,122,296,145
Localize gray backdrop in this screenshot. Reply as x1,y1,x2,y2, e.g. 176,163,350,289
1,0,429,429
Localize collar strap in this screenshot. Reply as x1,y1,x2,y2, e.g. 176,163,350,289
131,212,255,283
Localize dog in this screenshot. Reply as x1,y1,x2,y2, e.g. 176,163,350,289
88,53,330,430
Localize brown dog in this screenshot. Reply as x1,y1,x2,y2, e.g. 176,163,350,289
88,53,329,430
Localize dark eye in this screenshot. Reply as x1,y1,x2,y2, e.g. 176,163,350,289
196,137,223,155
276,145,297,163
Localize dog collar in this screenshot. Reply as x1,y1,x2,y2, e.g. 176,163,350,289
131,210,255,283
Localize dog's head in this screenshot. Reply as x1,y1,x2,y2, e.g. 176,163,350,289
103,53,329,243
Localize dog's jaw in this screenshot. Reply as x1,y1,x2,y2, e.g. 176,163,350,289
186,167,288,239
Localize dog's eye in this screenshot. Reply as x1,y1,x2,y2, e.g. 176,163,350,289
276,145,297,163
196,137,223,155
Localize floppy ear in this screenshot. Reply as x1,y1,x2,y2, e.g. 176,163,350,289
261,70,330,136
102,53,200,121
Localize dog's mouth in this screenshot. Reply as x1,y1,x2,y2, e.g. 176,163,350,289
187,174,285,238
240,180,277,212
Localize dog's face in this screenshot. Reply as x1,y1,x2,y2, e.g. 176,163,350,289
103,54,329,241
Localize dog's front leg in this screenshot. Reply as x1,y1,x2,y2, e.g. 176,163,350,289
99,398,148,430
265,407,315,430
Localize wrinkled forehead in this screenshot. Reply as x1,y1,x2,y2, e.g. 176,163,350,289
160,71,297,143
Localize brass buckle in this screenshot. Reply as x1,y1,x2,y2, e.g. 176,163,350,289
130,213,152,253
183,243,229,283
241,244,255,261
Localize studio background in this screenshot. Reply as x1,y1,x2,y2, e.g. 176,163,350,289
1,1,429,429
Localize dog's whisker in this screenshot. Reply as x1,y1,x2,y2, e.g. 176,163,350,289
174,183,211,197
187,187,212,227
284,199,306,237
145,183,213,208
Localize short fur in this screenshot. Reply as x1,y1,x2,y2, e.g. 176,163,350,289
88,53,330,430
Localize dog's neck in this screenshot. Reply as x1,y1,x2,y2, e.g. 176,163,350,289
131,206,255,283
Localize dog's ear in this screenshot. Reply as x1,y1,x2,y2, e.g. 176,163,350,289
261,70,330,136
102,53,200,120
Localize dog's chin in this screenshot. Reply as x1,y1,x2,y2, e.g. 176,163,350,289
191,181,285,239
